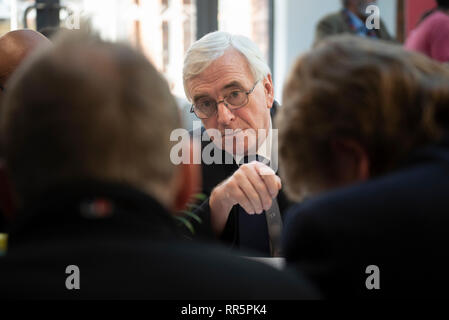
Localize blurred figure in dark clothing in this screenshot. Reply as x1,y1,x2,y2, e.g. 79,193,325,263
314,0,393,45
278,35,449,298
0,32,317,299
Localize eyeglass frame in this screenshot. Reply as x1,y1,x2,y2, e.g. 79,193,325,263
190,80,260,120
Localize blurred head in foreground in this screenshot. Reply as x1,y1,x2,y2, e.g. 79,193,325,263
0,29,50,95
0,32,195,211
278,35,449,201
0,30,50,224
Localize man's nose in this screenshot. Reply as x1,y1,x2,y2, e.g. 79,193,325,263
216,102,235,125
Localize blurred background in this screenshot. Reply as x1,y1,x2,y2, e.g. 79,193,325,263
0,0,439,104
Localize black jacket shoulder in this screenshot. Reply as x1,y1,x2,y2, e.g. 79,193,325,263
0,181,318,299
283,140,449,298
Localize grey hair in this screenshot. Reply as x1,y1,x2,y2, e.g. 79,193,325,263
183,31,271,100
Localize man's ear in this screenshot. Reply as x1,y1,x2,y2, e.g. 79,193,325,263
263,74,274,108
331,138,370,185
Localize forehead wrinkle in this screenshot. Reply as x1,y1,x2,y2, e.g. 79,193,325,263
189,50,254,99
192,71,246,92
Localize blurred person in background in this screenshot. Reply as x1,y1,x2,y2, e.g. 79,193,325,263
0,29,50,94
406,0,449,63
314,0,394,45
0,32,316,299
0,29,50,233
278,35,449,298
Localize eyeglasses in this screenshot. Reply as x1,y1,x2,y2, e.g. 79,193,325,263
190,80,259,120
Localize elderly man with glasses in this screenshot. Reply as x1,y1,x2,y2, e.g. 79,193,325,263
183,31,287,257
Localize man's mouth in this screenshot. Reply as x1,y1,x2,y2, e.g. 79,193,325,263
223,129,243,137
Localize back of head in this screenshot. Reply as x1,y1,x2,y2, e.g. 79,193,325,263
0,29,50,86
279,35,449,201
0,32,181,207
183,31,270,100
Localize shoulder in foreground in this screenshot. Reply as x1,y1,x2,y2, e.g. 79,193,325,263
285,156,449,230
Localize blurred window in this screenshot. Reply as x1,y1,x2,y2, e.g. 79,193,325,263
219,0,271,69
1,0,272,100
0,0,11,34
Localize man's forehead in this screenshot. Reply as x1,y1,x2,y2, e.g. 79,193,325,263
203,49,251,77
220,47,250,64
188,48,254,95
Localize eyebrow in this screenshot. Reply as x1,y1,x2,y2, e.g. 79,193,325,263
222,81,244,90
192,94,211,103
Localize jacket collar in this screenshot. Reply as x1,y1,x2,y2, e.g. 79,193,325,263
8,180,180,242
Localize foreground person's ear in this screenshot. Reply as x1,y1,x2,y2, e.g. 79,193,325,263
331,137,371,186
173,140,202,213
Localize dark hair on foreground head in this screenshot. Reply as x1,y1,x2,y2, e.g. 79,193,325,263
278,35,449,201
437,0,449,9
0,32,181,206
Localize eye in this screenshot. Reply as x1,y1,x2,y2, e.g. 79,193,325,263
230,91,242,98
197,99,214,108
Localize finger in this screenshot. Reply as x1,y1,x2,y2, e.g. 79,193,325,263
257,163,276,176
256,164,282,198
241,164,273,212
230,185,256,215
233,170,264,214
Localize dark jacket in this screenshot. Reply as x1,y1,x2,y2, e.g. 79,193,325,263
192,102,292,256
0,212,4,233
0,163,14,233
282,137,449,298
314,10,394,46
0,181,317,299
